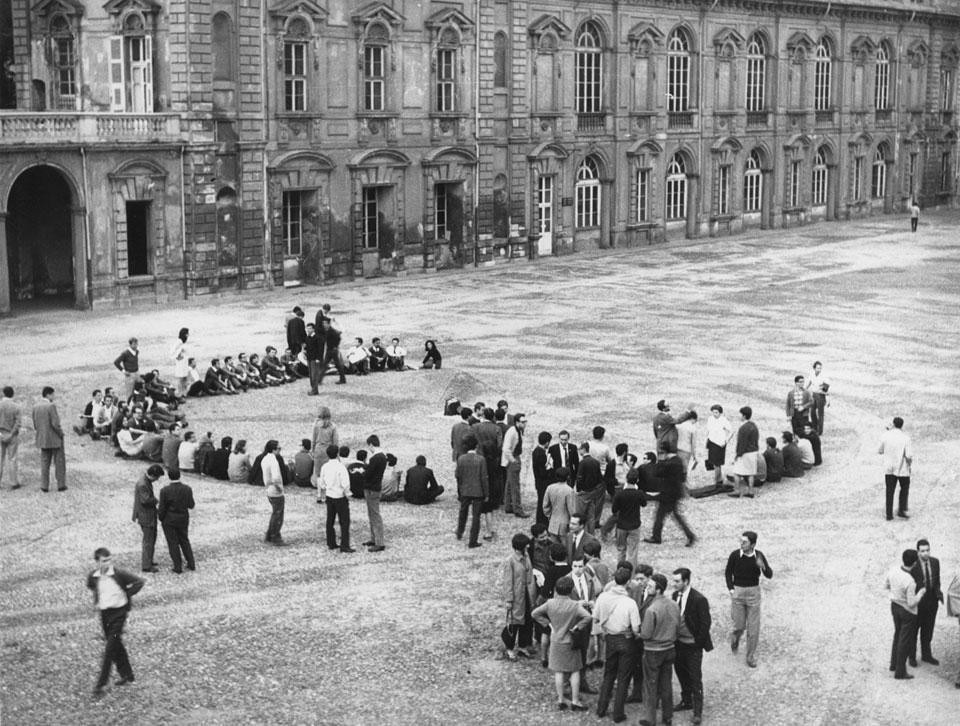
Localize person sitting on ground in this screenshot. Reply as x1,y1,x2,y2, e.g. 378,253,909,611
178,430,198,473
403,455,445,504
796,430,815,470
262,347,293,383
142,370,180,405
346,338,371,375
108,401,129,445
366,337,388,372
386,337,407,371
126,404,157,435
291,438,314,487
162,423,183,475
221,356,249,392
800,422,822,466
380,453,401,502
348,449,368,499
422,340,442,369
90,394,117,440
209,436,233,481
236,353,267,389
116,420,164,461
228,439,252,483
203,359,231,395
763,437,784,483
194,431,216,475
249,353,282,386
75,389,104,435
186,358,208,397
781,431,805,478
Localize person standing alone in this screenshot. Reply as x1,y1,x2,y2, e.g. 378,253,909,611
114,337,140,400
132,464,164,573
86,547,144,697
0,386,22,489
32,386,66,492
260,440,286,545
724,531,773,667
878,417,913,520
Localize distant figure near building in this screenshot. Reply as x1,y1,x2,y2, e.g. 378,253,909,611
910,200,920,232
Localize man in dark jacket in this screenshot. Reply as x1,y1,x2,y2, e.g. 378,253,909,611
532,431,555,526
363,436,387,552
86,547,144,696
304,323,324,395
575,443,604,535
645,447,697,546
671,568,713,723
286,306,307,356
781,432,805,478
317,318,346,386
132,464,164,572
208,436,232,481
455,434,488,547
404,455,445,504
158,471,196,573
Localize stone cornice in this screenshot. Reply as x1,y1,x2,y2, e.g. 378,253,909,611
612,0,960,24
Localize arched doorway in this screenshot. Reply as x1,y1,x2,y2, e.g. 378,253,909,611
5,166,76,308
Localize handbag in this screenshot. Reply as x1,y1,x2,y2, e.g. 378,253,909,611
569,624,591,651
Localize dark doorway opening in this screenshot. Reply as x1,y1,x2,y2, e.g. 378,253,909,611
126,200,151,276
5,165,74,306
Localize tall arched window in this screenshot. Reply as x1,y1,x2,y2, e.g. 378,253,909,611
875,44,890,110
812,148,828,206
212,12,235,83
493,32,508,89
815,39,832,111
871,147,887,199
745,33,765,112
665,154,687,219
110,12,154,112
667,29,690,112
50,15,76,109
283,18,309,112
575,156,601,228
743,150,763,212
575,22,603,115
363,22,389,111
435,27,459,112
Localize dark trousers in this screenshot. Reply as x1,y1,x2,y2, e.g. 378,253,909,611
500,621,533,650
266,495,285,542
161,520,194,571
674,641,704,716
913,596,939,660
642,647,675,726
97,607,133,687
811,393,827,434
884,475,910,517
39,447,66,490
326,497,350,549
790,410,809,436
651,499,695,542
535,480,549,526
456,497,483,545
911,217,918,232
890,602,917,677
318,347,346,384
308,360,322,392
140,524,157,570
598,634,638,719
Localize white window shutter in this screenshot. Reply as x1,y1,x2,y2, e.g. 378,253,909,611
109,35,125,111
143,34,153,111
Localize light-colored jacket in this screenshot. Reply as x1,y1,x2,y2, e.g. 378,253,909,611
878,428,912,476
0,398,21,441
500,551,537,625
32,398,63,449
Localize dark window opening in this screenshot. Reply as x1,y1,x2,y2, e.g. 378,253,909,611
126,201,151,276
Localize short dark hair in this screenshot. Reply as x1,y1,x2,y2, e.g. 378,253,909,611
326,444,339,459
582,540,601,558
463,434,478,450
593,425,605,439
553,466,569,480
530,522,546,537
902,549,919,567
366,434,380,447
301,438,312,450
147,464,165,478
615,560,634,574
739,406,752,419
766,437,777,448
916,538,930,550
460,407,471,420
892,417,904,429
263,440,279,454
636,563,654,577
497,399,508,409
167,470,181,481
650,573,668,593
614,569,631,586
742,530,758,545
511,533,531,552
782,431,794,443
569,512,584,527
94,547,111,560
483,407,495,421
549,544,567,562
416,455,427,466
514,412,526,423
537,431,552,446
710,404,723,413
355,450,368,462
794,375,804,383
338,445,350,458
558,429,569,437
2,386,13,398
688,410,698,421
578,442,590,453
42,386,54,397
386,453,397,466
494,408,506,422
673,567,691,584
555,576,574,596
221,436,233,449
813,360,822,367
615,443,628,456
644,451,657,464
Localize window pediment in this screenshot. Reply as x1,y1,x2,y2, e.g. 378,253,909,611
269,0,328,27
711,135,743,154
627,23,663,57
529,14,571,42
102,0,160,17
850,35,876,64
425,7,474,34
32,0,84,19
352,2,404,31
907,39,929,67
786,30,815,59
712,27,745,54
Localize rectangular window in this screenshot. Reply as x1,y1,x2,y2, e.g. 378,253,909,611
942,69,955,111
537,176,553,234
853,157,863,201
872,160,887,199
362,187,380,249
667,55,689,112
435,184,448,239
436,48,455,112
576,183,600,228
717,165,730,215
364,45,385,111
744,171,762,213
941,152,951,191
812,164,827,206
637,169,649,222
125,201,151,276
908,152,918,196
54,37,76,109
282,191,303,257
666,177,686,220
815,57,831,111
746,57,764,112
576,50,602,114
875,61,889,110
283,42,306,112
789,160,801,208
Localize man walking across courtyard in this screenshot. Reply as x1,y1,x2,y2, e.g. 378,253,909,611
725,530,773,667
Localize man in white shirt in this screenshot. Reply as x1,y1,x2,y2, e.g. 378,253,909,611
806,361,830,434
885,548,926,679
594,568,641,721
346,337,370,375
385,338,407,370
177,431,198,473
878,417,913,520
795,435,815,469
501,413,529,518
261,440,285,545
318,444,354,552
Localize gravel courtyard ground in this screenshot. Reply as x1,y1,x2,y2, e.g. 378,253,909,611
1,210,958,726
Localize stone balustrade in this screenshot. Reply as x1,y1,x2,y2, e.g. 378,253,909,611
0,112,182,143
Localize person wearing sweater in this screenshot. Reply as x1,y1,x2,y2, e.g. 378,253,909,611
638,573,680,726
724,531,773,668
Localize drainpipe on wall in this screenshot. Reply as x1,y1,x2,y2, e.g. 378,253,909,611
473,0,480,268
80,145,92,307
179,144,187,299
261,0,272,286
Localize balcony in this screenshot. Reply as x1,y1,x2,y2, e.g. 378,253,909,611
815,109,835,126
576,113,607,134
668,111,694,130
0,112,182,144
746,111,769,128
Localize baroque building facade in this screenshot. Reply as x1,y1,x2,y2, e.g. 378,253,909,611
1,0,958,314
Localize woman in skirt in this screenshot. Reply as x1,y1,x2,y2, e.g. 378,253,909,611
705,404,733,487
531,576,594,711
